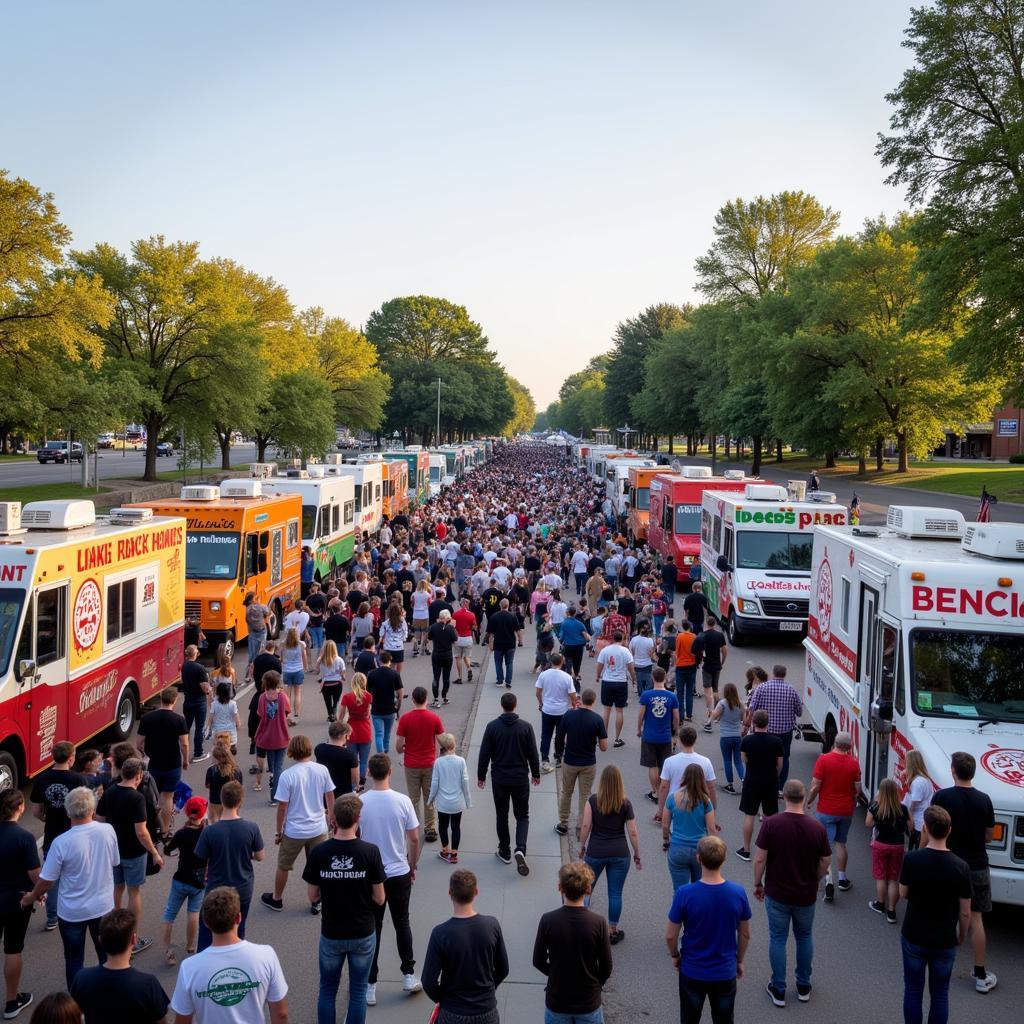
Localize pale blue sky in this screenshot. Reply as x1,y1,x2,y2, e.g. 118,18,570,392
5,0,915,407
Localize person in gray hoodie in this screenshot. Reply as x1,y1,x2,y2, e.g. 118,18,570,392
477,693,541,876
428,734,472,864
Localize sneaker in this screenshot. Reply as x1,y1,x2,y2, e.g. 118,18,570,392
438,850,452,863
868,900,885,915
837,878,852,892
541,761,553,774
735,848,751,862
365,983,377,1006
131,937,153,955
975,971,998,994
448,852,458,863
260,893,284,912
468,670,474,682
193,752,211,762
424,831,438,844
311,900,322,916
886,909,897,924
514,849,529,876
495,849,512,865
4,993,33,1019
723,783,736,794
403,974,423,994
613,738,625,748
442,698,449,705
430,699,441,708
702,721,713,733
797,984,811,1003
43,921,57,932
645,790,658,803
766,981,786,1007
505,683,512,689
554,823,568,836
824,881,835,902
248,764,259,774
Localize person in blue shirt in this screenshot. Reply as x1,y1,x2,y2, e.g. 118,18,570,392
558,607,591,686
665,835,751,1024
637,667,680,802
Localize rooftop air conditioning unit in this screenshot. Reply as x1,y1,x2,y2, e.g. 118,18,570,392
180,486,220,502
886,505,965,539
324,455,344,466
250,463,277,480
108,507,153,524
787,480,807,501
681,466,712,479
22,500,96,530
723,470,746,481
808,490,838,504
0,502,24,536
221,480,263,498
285,469,309,479
962,523,1024,560
744,484,789,502
306,466,326,478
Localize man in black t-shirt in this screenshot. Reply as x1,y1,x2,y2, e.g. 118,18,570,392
486,600,520,688
180,645,211,761
355,639,381,677
136,687,188,835
692,617,727,731
366,654,404,753
303,794,385,1024
324,602,351,655
556,690,608,836
30,740,87,931
315,722,360,797
0,790,40,1019
736,710,784,861
251,642,283,689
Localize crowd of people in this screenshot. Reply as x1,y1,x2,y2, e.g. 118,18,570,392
0,441,1004,1024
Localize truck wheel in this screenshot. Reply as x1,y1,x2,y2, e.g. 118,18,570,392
727,612,746,647
113,688,138,741
0,752,18,792
220,633,235,661
267,603,282,640
822,717,838,753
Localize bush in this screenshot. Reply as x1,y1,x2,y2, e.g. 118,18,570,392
1009,453,1024,464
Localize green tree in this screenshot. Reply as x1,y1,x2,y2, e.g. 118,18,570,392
503,376,536,435
255,370,336,461
533,408,550,432
632,326,704,453
366,296,491,364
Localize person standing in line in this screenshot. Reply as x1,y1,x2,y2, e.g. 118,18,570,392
661,556,678,617
136,688,189,837
596,631,635,749
901,749,935,851
306,581,328,654
665,836,751,1024
161,796,208,965
341,673,374,787
378,602,409,677
865,778,910,924
395,687,444,844
205,683,241,753
579,766,641,945
656,724,717,826
681,582,709,635
429,734,472,864
898,805,972,1024
253,671,291,802
536,654,578,773
303,794,386,1024
930,751,998,994
570,545,590,596
752,780,832,1007
0,790,40,1019
280,627,309,726
260,735,334,914
556,690,609,838
366,652,404,754
29,740,88,933
193,781,265,951
170,887,289,1024
735,711,784,862
249,641,282,766
477,692,541,876
359,754,423,1005
673,623,699,722
745,665,802,788
422,870,509,1024
243,592,270,682
427,610,458,706
453,597,477,683
486,598,520,689
663,763,718,889
637,667,680,804
533,860,612,1024
558,607,591,687
629,622,656,695
691,618,727,734
316,721,360,798
180,645,212,762
21,787,119,989
711,684,744,794
806,732,861,902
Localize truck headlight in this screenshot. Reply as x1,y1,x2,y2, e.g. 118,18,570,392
209,601,222,613
737,598,761,615
683,555,695,565
987,821,1007,850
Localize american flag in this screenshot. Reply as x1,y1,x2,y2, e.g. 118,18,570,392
978,486,994,523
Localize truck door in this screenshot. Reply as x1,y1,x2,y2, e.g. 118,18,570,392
20,584,69,774
867,618,900,793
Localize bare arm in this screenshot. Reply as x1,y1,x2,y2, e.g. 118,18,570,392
816,854,832,881
578,798,593,851
636,704,646,738
736,919,751,977
407,828,420,876
268,998,289,1023
134,821,163,864
806,777,822,807
627,817,641,862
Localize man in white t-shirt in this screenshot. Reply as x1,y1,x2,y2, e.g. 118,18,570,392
535,654,578,772
504,511,519,530
358,753,422,1005
596,632,635,748
260,736,334,914
171,886,288,1024
491,561,512,589
284,601,310,639
570,547,590,595
657,722,717,822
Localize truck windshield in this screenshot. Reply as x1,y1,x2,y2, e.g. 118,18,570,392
430,466,440,482
302,504,317,541
0,589,26,677
910,628,1024,722
185,531,240,579
674,504,702,535
736,531,813,570
634,487,650,511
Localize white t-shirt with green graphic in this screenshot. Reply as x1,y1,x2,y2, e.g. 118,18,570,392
170,940,288,1023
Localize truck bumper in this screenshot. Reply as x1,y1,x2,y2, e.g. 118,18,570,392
734,614,807,639
990,868,1024,906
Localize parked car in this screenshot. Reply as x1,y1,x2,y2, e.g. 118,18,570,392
37,441,84,464
96,433,115,449
156,441,176,457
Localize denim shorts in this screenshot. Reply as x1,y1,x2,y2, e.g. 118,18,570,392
162,878,204,921
149,767,181,794
112,852,148,888
816,812,852,845
283,670,305,687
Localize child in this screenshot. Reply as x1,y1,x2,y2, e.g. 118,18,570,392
866,777,910,923
161,795,208,964
74,749,105,792
205,681,240,752
428,733,471,864
205,743,243,823
534,622,555,674
318,639,346,722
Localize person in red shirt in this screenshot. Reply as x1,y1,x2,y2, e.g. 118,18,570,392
396,687,444,843
453,597,478,683
806,733,862,902
436,521,448,542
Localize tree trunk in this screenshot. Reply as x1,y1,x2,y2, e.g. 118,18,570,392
776,439,784,463
751,435,762,476
256,435,270,462
710,432,718,473
216,430,232,471
737,438,744,459
667,434,674,454
897,431,909,473
824,450,836,469
0,430,8,455
875,436,884,472
143,415,162,481
858,449,867,474
724,436,731,459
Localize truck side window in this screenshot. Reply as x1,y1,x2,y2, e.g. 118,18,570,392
701,509,711,544
344,500,355,525
662,500,671,534
724,526,734,566
37,588,67,666
375,484,381,502
332,504,340,532
881,624,900,711
244,534,259,580
712,515,722,553
106,580,135,644
14,598,32,681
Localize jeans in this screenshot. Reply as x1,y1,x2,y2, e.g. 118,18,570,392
247,630,267,665
198,892,251,951
493,648,515,685
675,666,697,718
719,736,744,785
773,730,794,787
372,713,395,753
679,974,737,1024
58,915,105,989
584,854,630,926
309,625,324,651
635,665,653,694
438,811,462,849
765,897,815,994
265,747,286,800
545,1010,605,1024
43,854,59,926
184,700,208,758
540,712,567,762
901,936,956,1024
562,644,585,679
668,843,701,891
431,656,453,700
653,615,665,638
352,741,371,781
370,872,414,983
318,931,376,1024
492,780,530,856
574,572,587,595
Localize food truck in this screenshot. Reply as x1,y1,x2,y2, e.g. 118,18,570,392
383,450,430,506
626,466,664,544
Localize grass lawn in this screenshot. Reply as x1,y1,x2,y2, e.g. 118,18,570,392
0,454,36,462
876,465,1024,502
0,482,111,504
153,464,250,482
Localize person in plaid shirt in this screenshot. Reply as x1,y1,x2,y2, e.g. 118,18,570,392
747,666,802,788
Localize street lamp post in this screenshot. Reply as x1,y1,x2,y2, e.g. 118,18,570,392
436,377,442,445
616,424,635,450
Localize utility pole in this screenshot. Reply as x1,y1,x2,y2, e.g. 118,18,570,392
436,377,442,445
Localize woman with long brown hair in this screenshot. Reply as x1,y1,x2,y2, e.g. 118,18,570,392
662,763,716,890
340,671,373,787
578,764,641,944
866,777,910,923
902,749,935,850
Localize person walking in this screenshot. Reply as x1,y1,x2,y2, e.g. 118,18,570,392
745,665,802,788
317,639,346,723
596,631,635,749
637,667,680,804
663,765,717,890
453,597,477,682
205,744,243,824
898,805,972,1024
752,779,832,1007
0,790,40,1019
477,692,541,876
692,618,727,733
807,731,861,902
253,672,291,802
316,721,360,798
865,778,910,924
395,687,444,843
629,623,656,695
579,766,641,945
366,653,404,754
556,690,608,838
665,836,751,1024
180,645,212,762
672,623,699,722
931,751,998,993
307,581,328,654
536,654,577,772
422,870,509,1024
161,795,208,965
901,749,935,850
260,735,334,914
711,684,744,794
281,627,309,726
558,607,590,686
429,733,472,864
681,582,708,635
427,609,458,705
341,673,374,787
205,683,241,754
359,754,422,1005
303,794,386,1024
136,688,189,836
735,711,784,862
243,593,271,681
657,724,717,825
378,602,409,676
486,599,520,688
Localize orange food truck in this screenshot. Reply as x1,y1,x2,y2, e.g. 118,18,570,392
130,483,301,659
0,499,186,788
382,458,409,520
626,466,664,544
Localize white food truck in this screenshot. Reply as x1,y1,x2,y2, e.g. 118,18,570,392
803,506,1024,905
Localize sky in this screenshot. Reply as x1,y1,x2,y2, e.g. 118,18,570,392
5,0,917,409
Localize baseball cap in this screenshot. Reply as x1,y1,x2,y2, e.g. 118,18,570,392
184,796,209,820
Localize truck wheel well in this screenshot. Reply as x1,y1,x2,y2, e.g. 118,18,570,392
0,738,25,791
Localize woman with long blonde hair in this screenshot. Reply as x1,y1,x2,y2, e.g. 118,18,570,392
340,671,372,787
866,777,910,921
318,638,345,722
663,763,716,890
280,626,307,726
379,600,409,674
578,764,640,944
902,749,935,849
411,579,431,654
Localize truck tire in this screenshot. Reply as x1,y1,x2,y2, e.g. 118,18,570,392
822,717,838,753
727,611,746,647
0,752,18,792
220,632,235,661
113,687,138,741
268,602,282,640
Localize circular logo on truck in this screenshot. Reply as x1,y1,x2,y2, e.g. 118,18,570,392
981,748,1024,788
815,549,833,645
73,579,102,651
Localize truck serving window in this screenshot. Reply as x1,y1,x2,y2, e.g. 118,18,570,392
106,579,136,643
736,532,813,571
910,628,1024,722
0,589,26,676
302,505,317,540
674,504,701,536
186,531,240,580
634,487,650,511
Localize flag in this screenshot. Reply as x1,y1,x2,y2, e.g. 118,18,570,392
978,487,993,523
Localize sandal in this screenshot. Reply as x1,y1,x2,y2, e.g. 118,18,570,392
253,783,263,792
166,947,177,966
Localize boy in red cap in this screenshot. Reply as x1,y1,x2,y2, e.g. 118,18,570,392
161,796,208,965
